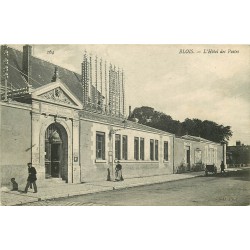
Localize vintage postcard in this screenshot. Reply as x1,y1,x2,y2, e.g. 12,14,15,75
0,44,249,206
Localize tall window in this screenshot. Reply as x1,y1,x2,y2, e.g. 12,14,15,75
122,135,128,160
155,140,159,160
140,138,145,160
164,141,169,161
194,149,202,164
96,132,105,160
134,137,139,160
115,134,121,160
209,148,214,164
150,139,154,160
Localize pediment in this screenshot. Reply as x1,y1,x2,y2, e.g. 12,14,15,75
31,81,83,109
39,87,76,105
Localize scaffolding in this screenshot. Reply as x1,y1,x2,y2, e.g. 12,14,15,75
81,51,125,118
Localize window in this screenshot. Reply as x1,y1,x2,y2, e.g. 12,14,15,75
194,149,202,164
209,148,214,164
140,138,144,160
122,135,128,160
96,132,105,160
115,134,121,160
134,137,139,160
164,141,169,161
150,139,154,160
155,140,159,160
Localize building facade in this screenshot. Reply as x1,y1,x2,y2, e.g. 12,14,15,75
174,135,224,173
0,45,225,186
226,141,250,167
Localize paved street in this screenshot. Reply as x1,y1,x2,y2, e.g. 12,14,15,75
22,168,250,206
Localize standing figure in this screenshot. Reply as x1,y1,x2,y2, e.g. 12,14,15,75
24,163,38,193
115,161,124,181
220,161,225,175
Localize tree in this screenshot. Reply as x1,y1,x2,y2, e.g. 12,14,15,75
128,106,233,143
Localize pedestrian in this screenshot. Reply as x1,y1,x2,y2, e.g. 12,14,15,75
24,163,38,193
28,166,32,189
115,161,124,181
10,178,18,191
220,161,225,175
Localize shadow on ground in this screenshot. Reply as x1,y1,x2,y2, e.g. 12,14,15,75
200,169,250,181
226,169,250,181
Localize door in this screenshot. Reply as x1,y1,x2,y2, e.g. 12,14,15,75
45,140,51,178
51,143,61,178
186,146,191,170
45,124,63,179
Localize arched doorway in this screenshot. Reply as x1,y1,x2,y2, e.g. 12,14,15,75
44,123,68,181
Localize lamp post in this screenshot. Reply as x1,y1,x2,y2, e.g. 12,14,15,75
108,120,127,181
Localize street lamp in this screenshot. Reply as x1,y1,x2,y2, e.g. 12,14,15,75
107,119,127,181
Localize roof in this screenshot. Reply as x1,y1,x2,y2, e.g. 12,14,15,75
79,110,175,136
176,134,221,145
6,47,84,102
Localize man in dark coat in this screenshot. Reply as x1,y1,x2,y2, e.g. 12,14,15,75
220,161,225,175
24,163,38,193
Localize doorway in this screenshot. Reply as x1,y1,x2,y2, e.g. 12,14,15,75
186,146,191,170
45,123,68,180
50,143,61,177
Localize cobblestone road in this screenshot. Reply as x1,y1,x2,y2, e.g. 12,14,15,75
20,168,250,206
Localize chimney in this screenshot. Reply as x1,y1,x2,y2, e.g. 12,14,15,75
129,105,132,117
51,66,60,82
236,141,241,146
23,45,32,83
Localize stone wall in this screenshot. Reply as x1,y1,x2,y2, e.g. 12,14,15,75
0,102,32,186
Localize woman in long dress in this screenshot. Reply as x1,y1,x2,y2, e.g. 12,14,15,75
115,161,123,181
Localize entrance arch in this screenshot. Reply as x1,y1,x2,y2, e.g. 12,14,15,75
44,123,68,181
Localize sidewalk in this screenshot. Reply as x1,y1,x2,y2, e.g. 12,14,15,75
1,172,205,206
2,167,247,206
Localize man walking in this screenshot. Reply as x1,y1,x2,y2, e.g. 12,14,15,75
220,160,225,176
24,163,38,193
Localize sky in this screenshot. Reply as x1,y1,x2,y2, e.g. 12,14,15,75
11,44,250,146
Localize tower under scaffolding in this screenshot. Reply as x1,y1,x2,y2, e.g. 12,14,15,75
1,45,33,102
1,45,9,101
1,46,126,117
82,51,126,118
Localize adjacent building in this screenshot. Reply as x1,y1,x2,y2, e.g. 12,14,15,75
227,141,250,167
174,135,224,173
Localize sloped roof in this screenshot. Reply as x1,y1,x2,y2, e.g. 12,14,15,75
7,47,84,102
79,109,175,136
178,134,220,144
